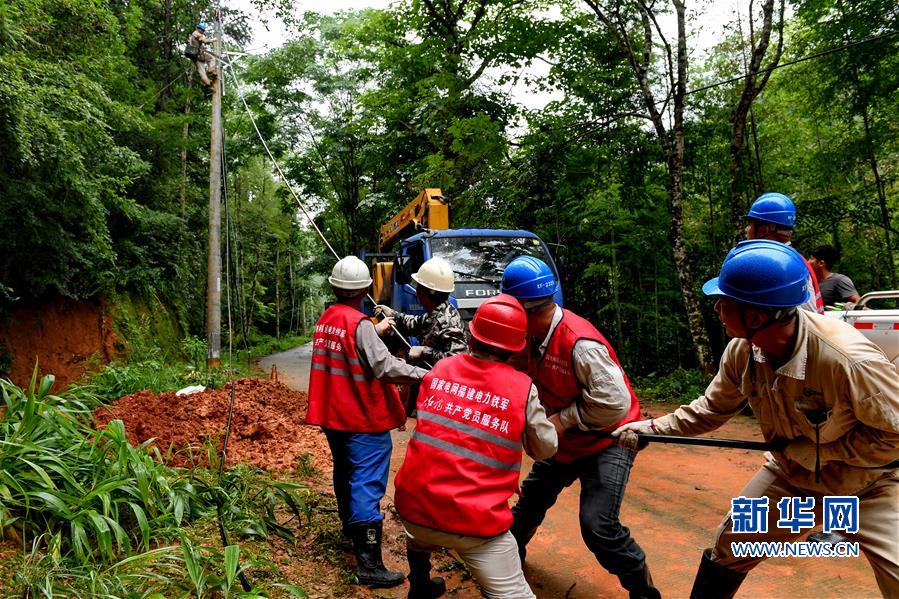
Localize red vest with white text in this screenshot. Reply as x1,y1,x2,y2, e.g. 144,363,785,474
395,354,530,537
306,304,405,432
803,258,825,314
530,309,640,463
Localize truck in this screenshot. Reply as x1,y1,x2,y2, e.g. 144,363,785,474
824,290,899,369
362,188,563,321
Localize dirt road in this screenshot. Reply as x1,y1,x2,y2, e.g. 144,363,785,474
268,343,880,599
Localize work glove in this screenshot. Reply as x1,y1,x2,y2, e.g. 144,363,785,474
612,419,656,451
375,304,395,317
408,346,428,361
783,437,821,472
374,316,395,336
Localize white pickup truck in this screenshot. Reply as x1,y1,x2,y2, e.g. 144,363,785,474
824,290,899,369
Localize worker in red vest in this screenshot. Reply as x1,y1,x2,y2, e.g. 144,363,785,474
743,192,824,314
501,257,662,599
306,256,428,588
394,294,558,599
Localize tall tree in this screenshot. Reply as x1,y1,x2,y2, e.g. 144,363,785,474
728,0,785,244
581,0,715,373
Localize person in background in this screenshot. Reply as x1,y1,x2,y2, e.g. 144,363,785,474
306,256,427,588
394,294,557,599
188,22,217,89
808,245,862,307
743,192,824,314
377,257,467,366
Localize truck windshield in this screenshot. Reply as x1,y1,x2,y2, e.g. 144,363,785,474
429,236,556,283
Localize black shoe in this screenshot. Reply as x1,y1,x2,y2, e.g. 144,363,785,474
407,547,446,599
509,521,537,565
351,521,405,588
619,564,662,599
689,549,747,599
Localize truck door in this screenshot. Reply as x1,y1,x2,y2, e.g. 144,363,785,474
393,240,426,316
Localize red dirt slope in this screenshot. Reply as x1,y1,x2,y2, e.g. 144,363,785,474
0,297,115,389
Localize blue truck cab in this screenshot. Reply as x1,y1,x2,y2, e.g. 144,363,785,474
376,229,564,321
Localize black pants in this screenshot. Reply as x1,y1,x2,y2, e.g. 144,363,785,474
511,444,647,577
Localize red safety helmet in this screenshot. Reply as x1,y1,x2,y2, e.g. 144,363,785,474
469,293,528,352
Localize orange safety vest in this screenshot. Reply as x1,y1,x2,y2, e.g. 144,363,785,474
530,309,640,463
395,353,529,537
306,304,405,432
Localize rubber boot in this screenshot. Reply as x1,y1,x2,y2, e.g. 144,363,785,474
618,563,662,599
689,549,747,599
351,521,405,588
407,547,446,599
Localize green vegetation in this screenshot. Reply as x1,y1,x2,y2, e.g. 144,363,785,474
632,369,712,405
2,0,895,375
86,335,245,397
0,371,310,596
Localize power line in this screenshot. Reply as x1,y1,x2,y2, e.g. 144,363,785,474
684,29,898,100
560,29,898,138
138,71,186,109
223,57,426,357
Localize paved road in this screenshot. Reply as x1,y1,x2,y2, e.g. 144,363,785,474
264,343,879,599
258,342,313,392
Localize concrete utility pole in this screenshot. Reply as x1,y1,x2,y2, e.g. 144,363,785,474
205,18,223,368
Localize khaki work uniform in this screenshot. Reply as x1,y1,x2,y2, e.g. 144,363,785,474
653,310,899,596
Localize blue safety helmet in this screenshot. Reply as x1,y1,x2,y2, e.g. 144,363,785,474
197,22,207,31
702,240,812,308
745,192,796,228
501,256,559,299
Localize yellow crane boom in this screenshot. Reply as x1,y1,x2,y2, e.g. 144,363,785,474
378,188,448,251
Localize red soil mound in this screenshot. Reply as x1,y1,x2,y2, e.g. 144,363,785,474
93,378,331,472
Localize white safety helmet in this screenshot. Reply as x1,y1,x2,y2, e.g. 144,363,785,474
329,256,372,290
412,257,455,293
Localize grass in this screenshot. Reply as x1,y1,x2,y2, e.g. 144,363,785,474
85,335,257,398
631,368,712,404
84,332,309,399
0,369,311,597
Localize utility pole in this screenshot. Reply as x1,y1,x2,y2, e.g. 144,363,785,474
205,15,223,368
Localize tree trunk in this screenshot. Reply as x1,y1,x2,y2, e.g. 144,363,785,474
671,0,715,374
668,156,715,373
861,107,896,287
288,250,296,335
729,0,782,245
157,0,175,111
583,0,715,373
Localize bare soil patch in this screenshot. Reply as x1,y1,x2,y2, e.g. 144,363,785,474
0,297,115,389
93,378,331,472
